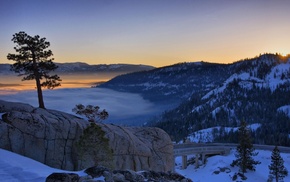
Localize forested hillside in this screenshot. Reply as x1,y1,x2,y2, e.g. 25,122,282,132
99,62,230,105
149,54,290,146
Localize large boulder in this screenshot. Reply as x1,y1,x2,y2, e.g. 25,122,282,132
46,173,80,182
99,123,173,172
0,100,173,171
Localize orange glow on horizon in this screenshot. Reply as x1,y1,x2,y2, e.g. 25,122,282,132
0,73,114,95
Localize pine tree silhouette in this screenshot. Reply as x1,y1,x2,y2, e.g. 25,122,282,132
231,119,260,176
7,31,61,108
268,146,288,182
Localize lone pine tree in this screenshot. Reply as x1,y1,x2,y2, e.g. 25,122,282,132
231,119,260,175
268,146,288,182
7,31,61,108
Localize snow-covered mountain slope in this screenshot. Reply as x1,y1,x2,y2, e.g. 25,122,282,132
186,123,261,143
151,54,290,146
203,55,290,100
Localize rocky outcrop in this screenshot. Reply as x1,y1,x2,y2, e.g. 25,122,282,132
97,123,173,172
46,166,193,182
46,173,79,182
0,100,87,170
0,100,173,172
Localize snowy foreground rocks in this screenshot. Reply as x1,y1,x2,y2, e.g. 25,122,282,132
46,166,193,182
0,100,173,172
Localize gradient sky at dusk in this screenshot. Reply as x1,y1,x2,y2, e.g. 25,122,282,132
1,0,290,67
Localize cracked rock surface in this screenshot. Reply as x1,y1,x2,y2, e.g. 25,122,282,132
0,100,173,172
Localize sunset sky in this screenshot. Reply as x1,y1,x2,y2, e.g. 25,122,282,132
1,0,290,67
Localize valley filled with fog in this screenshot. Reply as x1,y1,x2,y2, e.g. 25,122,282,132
0,74,165,126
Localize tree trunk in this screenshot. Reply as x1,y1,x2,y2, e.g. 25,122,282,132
35,76,45,109
32,51,45,109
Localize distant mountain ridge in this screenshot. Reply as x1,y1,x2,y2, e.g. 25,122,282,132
55,62,155,73
0,62,155,75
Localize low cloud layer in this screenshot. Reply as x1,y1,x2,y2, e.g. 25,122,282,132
0,88,160,125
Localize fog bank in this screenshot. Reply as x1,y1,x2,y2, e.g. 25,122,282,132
0,87,161,125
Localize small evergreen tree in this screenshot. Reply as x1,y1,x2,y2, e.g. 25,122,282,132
231,119,260,176
268,146,288,182
72,104,108,123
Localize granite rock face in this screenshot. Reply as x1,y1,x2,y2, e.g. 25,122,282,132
99,123,173,172
0,100,173,171
0,100,87,170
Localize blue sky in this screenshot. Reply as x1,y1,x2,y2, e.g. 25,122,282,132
1,0,290,67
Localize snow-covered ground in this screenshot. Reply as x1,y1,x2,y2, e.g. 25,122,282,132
1,148,289,182
176,149,290,182
186,123,261,143
0,148,102,182
278,105,290,118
